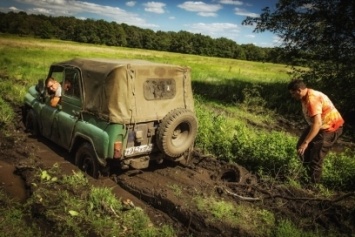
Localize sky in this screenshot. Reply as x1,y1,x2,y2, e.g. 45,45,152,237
0,0,281,47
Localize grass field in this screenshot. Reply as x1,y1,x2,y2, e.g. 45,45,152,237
1,34,355,237
1,34,354,189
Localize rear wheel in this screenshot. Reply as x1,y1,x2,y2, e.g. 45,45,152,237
156,108,198,158
75,143,99,178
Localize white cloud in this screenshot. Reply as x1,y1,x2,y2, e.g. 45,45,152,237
9,6,19,11
234,7,259,17
32,7,51,14
272,35,283,45
178,1,222,17
11,0,156,29
143,2,166,14
245,34,255,38
126,1,136,7
186,22,239,39
198,12,217,17
219,0,243,6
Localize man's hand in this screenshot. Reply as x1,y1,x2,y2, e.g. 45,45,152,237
298,114,321,156
297,141,308,156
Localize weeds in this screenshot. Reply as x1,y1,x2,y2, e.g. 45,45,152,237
195,195,275,236
168,183,183,197
22,165,175,237
0,189,41,237
0,35,354,236
0,97,14,128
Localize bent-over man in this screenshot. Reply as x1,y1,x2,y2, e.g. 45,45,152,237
288,79,344,183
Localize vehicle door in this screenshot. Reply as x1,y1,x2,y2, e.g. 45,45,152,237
40,66,65,140
54,67,82,149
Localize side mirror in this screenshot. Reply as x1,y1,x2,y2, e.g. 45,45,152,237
35,79,45,94
36,79,46,103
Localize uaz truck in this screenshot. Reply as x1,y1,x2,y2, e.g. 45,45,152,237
23,58,198,177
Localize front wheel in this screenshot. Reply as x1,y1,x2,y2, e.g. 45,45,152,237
25,109,39,136
75,143,99,178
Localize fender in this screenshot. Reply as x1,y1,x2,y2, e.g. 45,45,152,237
70,121,110,166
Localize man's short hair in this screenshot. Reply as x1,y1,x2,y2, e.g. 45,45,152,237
45,76,55,86
288,79,306,91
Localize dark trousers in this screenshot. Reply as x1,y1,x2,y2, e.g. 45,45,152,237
297,126,343,183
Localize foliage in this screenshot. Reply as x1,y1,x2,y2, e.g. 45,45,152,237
24,165,175,237
0,32,354,237
322,149,355,190
0,189,41,237
0,11,278,63
273,219,317,237
194,99,236,160
232,123,301,179
0,36,354,189
195,94,302,180
195,196,275,236
0,97,14,129
243,0,355,114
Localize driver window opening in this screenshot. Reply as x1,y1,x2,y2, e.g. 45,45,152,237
63,69,80,98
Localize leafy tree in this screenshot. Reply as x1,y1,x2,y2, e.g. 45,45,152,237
170,31,194,54
154,31,172,51
141,29,156,50
191,33,214,56
113,23,127,47
214,37,238,58
241,44,267,62
122,23,143,48
243,0,355,113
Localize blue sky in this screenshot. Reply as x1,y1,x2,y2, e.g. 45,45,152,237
0,0,281,47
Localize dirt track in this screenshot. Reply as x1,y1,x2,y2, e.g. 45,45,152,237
1,108,355,236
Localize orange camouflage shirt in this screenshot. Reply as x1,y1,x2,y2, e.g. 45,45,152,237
301,89,344,132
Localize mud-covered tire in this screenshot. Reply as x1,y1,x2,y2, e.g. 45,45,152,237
75,143,99,178
25,109,39,136
213,164,257,185
214,164,244,183
156,108,198,158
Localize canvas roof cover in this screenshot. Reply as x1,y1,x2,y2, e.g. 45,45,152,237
53,58,194,124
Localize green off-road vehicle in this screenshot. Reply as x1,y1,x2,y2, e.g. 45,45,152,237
23,58,198,177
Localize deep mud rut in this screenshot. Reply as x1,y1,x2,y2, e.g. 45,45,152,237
1,108,355,237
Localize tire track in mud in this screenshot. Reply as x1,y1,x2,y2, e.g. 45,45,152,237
4,126,355,237
111,156,255,237
114,165,216,236
4,134,189,235
3,107,355,237
1,115,247,236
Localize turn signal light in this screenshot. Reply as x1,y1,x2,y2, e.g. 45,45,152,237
114,141,122,159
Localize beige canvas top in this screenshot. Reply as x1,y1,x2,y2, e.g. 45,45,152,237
54,58,194,124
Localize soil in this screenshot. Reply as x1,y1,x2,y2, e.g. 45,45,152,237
1,106,355,237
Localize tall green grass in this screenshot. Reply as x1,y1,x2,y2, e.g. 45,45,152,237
0,164,175,237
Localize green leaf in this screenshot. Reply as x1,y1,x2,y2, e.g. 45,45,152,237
41,170,50,180
69,210,79,216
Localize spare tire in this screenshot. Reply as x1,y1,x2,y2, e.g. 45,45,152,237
156,108,198,158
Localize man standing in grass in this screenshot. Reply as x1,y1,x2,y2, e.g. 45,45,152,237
288,79,344,183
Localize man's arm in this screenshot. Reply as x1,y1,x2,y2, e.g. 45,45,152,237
298,113,322,156
50,96,60,107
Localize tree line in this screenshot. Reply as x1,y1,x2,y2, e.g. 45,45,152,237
0,11,283,64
